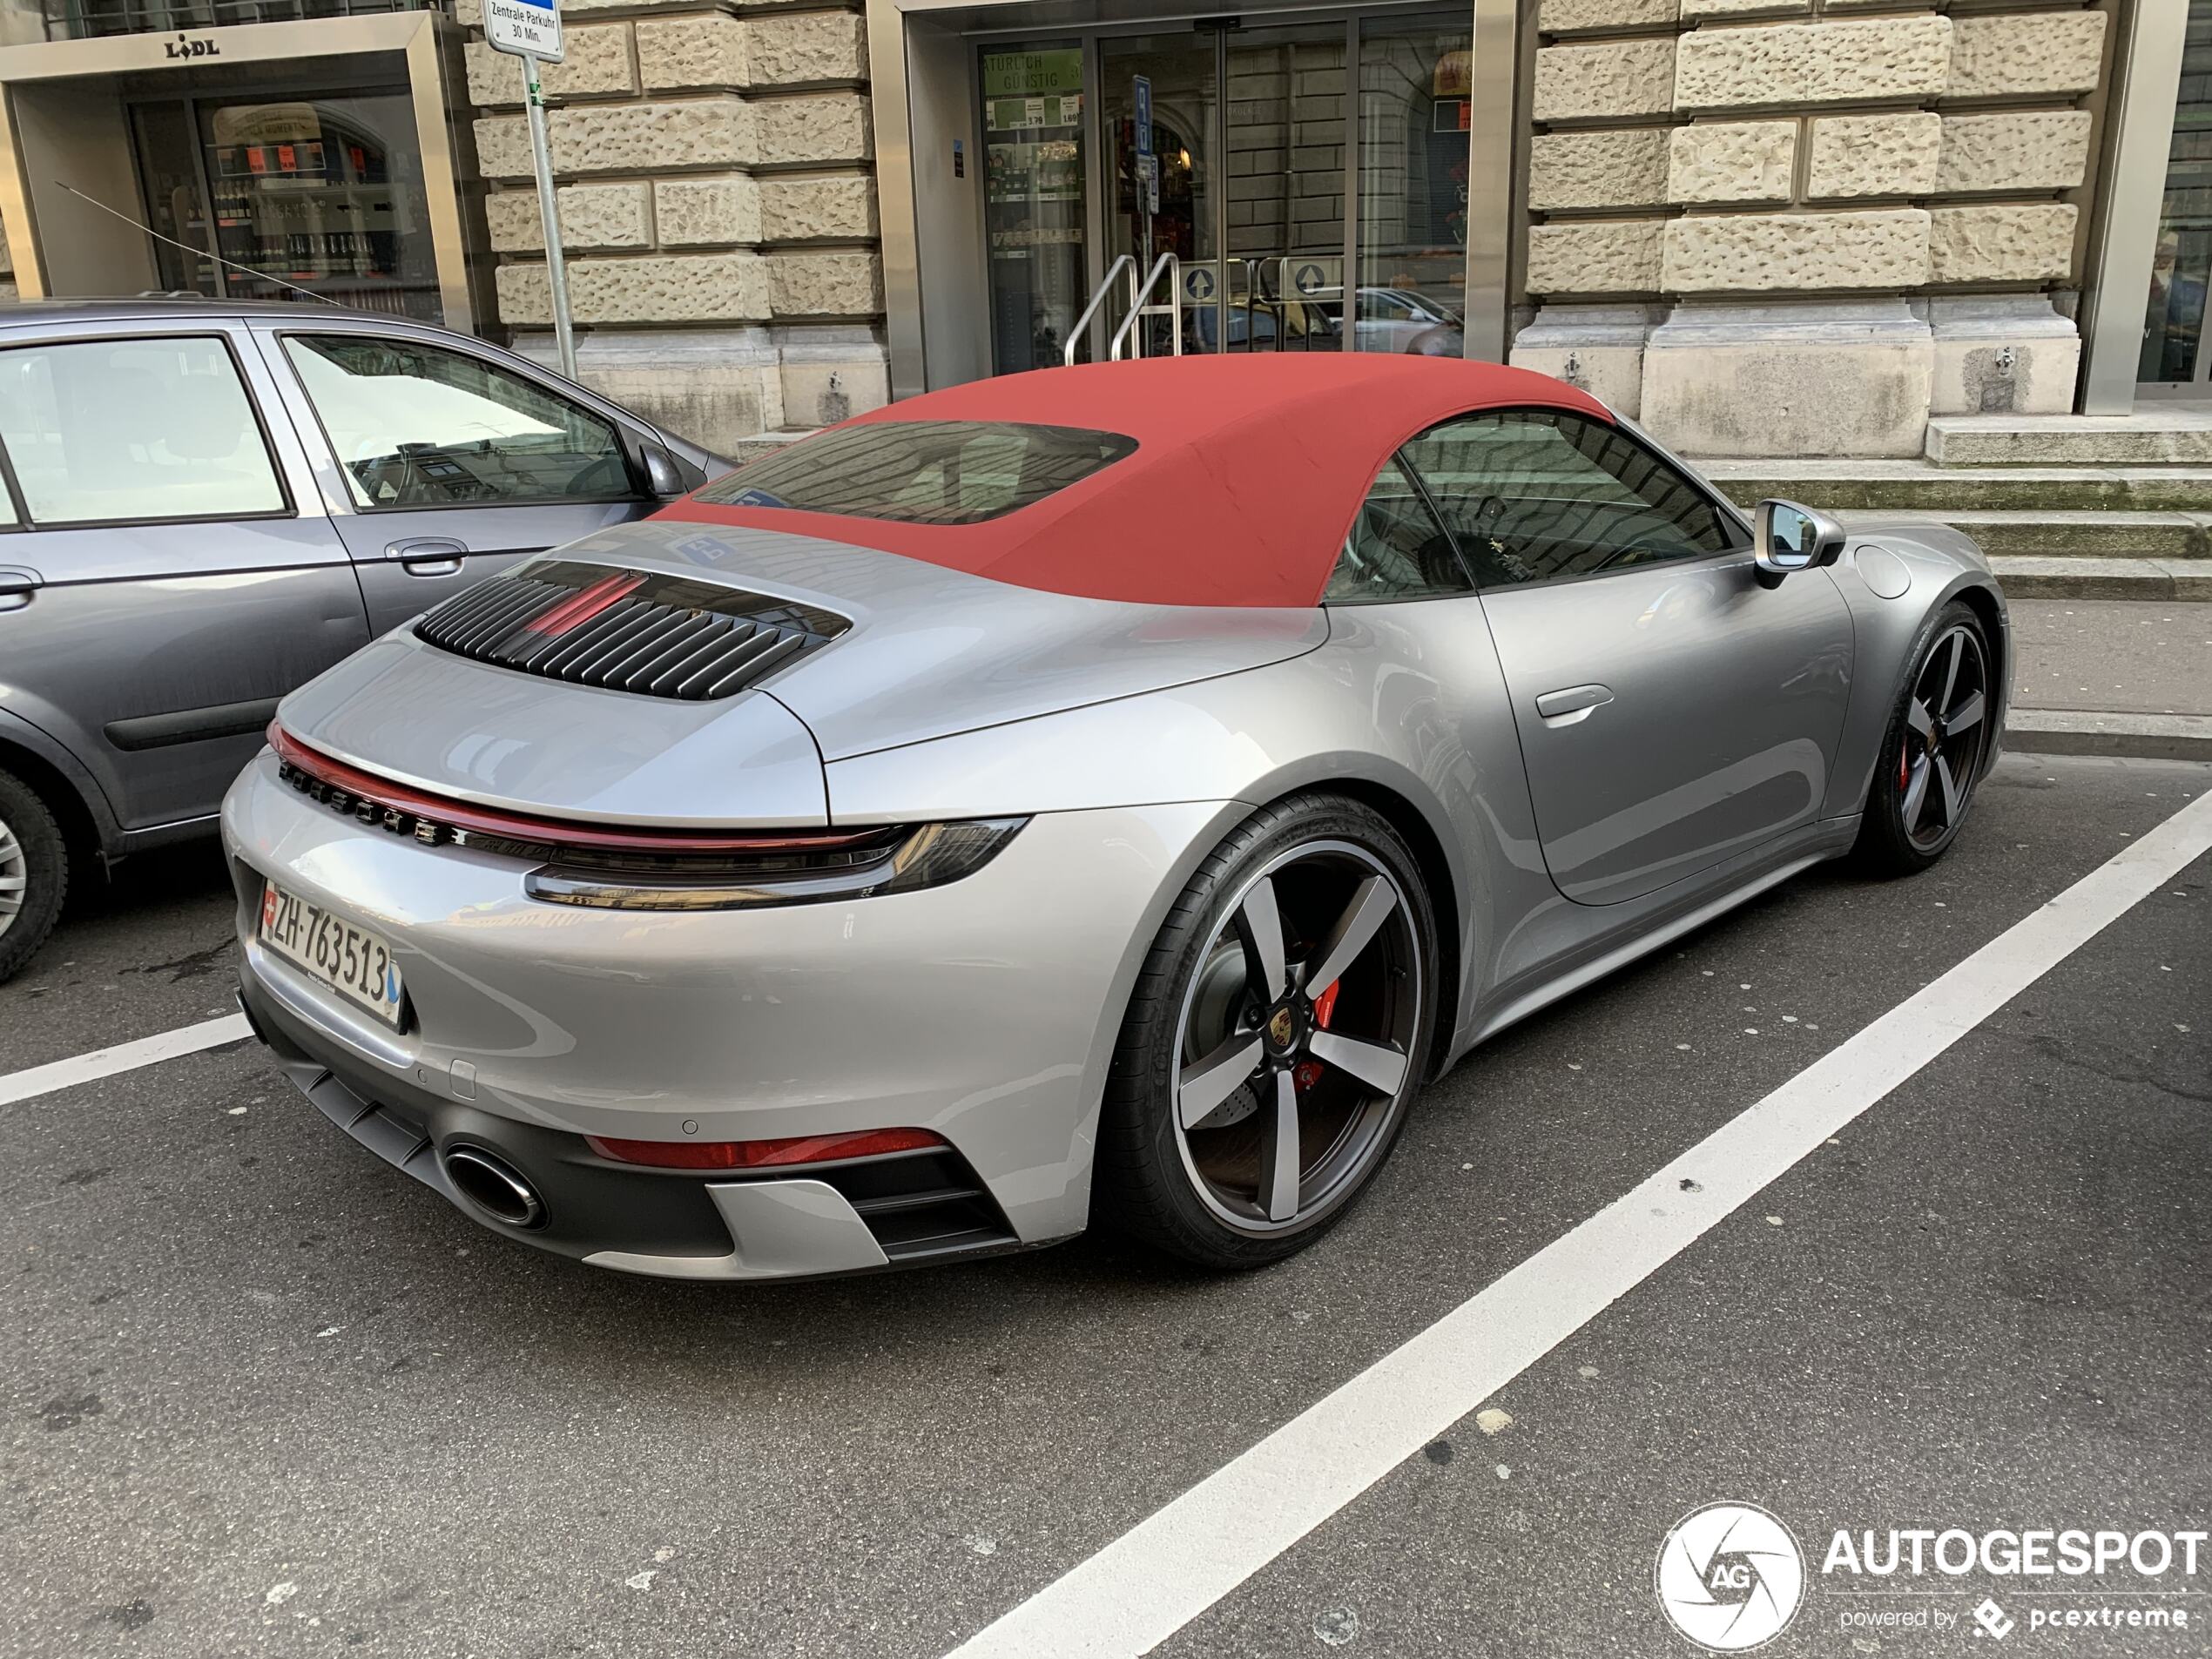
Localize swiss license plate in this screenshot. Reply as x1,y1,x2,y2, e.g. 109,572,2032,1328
258,879,406,1028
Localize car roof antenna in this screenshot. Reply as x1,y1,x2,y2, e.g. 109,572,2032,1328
54,180,345,308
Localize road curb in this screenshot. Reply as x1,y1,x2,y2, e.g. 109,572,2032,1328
2005,711,2212,762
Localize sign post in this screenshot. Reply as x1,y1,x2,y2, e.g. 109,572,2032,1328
485,0,577,381
1133,75,1156,236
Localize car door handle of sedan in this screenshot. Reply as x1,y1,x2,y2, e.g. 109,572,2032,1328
386,537,468,577
1534,683,1615,727
0,566,42,613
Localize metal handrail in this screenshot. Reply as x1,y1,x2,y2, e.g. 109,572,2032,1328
1064,254,1136,368
1107,252,1182,362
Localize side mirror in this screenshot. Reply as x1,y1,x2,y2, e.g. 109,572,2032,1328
639,441,687,499
1752,498,1846,587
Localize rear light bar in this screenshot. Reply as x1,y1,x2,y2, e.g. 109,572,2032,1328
586,1127,948,1170
266,722,894,860
266,723,1023,907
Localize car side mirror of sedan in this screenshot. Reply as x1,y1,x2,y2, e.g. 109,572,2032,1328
1752,498,1847,588
639,441,688,500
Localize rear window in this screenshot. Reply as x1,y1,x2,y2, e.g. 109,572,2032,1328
694,420,1136,526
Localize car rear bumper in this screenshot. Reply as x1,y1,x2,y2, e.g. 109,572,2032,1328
221,748,1231,1279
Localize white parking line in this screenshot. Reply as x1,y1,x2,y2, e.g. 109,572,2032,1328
0,1013,252,1109
948,789,2212,1659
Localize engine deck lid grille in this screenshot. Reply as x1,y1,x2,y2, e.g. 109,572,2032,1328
414,559,850,700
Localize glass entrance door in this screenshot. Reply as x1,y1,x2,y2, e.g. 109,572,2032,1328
126,88,442,320
981,44,1087,373
2140,0,2212,396
980,10,1474,370
1099,30,1222,356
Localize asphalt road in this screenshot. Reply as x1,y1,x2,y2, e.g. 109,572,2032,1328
3,752,2206,1659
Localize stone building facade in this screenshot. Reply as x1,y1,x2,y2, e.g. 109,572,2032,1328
462,0,889,452
0,0,2176,463
1507,0,2114,455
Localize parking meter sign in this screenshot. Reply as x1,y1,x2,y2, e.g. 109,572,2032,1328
486,0,563,62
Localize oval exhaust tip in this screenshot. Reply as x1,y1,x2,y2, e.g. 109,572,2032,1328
442,1143,547,1231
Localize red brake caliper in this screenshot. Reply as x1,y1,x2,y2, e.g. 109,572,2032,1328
1293,980,1341,1093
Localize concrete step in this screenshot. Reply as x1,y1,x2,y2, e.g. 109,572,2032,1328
1704,461,2212,515
1990,557,2212,601
2005,711,2212,760
1925,411,2212,468
1834,509,2209,560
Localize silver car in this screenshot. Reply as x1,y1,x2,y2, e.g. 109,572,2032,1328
224,354,2009,1280
0,300,721,981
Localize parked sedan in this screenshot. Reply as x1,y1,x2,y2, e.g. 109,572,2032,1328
226,354,2008,1281
0,300,724,981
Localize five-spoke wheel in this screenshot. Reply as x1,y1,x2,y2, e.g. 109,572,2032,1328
1898,622,1989,850
1099,794,1436,1268
1854,600,1994,875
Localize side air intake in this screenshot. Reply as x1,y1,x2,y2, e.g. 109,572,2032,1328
415,560,850,701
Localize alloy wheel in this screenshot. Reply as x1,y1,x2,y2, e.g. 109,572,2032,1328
0,813,24,943
1898,624,1990,850
1171,840,1423,1234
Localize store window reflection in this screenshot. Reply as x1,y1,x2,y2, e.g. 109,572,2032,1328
1356,15,1471,357
981,44,1087,372
1217,25,1347,354
1102,34,1217,358
2142,1,2212,388
125,91,441,321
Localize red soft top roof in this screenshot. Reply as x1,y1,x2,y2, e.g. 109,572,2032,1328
657,354,1609,609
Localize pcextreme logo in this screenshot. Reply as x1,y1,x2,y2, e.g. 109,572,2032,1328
1656,1502,1807,1651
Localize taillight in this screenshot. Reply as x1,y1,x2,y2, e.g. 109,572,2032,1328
585,1127,948,1170
263,722,1022,907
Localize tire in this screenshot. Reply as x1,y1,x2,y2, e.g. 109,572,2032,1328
0,765,69,985
1852,599,1995,878
1095,792,1440,1271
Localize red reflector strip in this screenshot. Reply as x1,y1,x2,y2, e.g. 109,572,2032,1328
522,571,646,637
585,1127,948,1170
266,722,895,858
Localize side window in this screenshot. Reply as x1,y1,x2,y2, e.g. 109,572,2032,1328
283,334,632,509
1399,409,1733,590
1322,455,1471,604
0,335,286,527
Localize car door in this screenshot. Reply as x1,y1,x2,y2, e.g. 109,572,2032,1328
1400,408,1854,907
252,323,670,635
0,321,370,837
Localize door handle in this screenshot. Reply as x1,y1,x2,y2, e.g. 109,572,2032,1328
386,537,468,578
0,566,42,613
1534,683,1615,727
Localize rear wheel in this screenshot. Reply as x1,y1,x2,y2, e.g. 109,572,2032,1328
1096,793,1438,1270
1853,601,1993,876
0,766,68,984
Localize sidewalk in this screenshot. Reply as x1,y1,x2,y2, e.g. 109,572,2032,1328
2006,599,2212,760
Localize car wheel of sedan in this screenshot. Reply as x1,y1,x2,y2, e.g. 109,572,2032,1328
1098,794,1439,1270
0,766,68,985
1854,600,1994,876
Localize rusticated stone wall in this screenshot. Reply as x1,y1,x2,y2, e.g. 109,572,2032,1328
1511,0,2114,455
461,0,883,451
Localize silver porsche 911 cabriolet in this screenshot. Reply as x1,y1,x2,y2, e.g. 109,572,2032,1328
225,354,2008,1280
